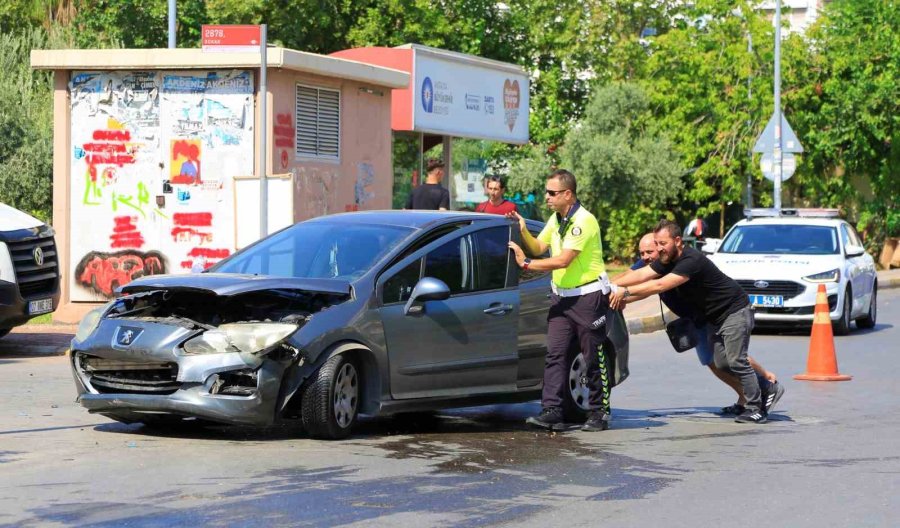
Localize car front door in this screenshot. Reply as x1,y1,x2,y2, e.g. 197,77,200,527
377,223,519,400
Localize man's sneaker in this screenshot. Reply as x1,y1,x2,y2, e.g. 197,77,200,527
762,381,785,415
734,409,767,424
526,407,567,431
719,403,745,416
582,411,610,432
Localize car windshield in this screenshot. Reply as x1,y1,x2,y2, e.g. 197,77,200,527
719,224,839,255
212,221,414,279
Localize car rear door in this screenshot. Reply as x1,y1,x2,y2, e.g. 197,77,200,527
377,222,519,400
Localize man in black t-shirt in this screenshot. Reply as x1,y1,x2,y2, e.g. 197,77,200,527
622,233,779,417
610,220,783,424
405,158,450,210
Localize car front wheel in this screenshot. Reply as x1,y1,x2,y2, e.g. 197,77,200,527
301,354,359,440
856,283,877,329
833,287,852,336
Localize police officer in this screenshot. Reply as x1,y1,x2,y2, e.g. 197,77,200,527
508,169,613,432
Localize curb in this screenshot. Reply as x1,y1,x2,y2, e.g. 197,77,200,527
625,272,900,336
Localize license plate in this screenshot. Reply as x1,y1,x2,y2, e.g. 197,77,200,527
749,294,783,307
28,298,53,315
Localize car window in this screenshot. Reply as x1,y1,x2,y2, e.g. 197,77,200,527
839,224,853,252
424,236,471,294
845,224,863,246
471,226,510,291
842,224,863,248
212,222,413,279
383,258,422,304
227,230,295,276
521,228,551,282
719,224,839,255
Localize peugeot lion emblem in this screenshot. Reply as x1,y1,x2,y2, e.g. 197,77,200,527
33,246,44,266
754,280,770,289
114,326,143,347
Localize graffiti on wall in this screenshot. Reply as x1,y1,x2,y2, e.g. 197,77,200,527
355,162,375,209
274,113,295,170
170,139,202,185
75,250,167,297
70,70,254,300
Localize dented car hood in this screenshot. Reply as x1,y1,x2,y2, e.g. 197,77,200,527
120,273,352,297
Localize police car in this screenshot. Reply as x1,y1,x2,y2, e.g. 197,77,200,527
708,209,877,334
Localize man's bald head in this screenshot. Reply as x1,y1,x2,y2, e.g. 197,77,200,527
639,233,658,264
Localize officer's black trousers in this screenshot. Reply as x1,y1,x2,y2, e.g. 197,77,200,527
541,289,612,413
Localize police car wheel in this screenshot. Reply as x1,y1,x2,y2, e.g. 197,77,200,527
833,287,852,336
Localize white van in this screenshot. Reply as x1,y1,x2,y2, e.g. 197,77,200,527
0,203,61,338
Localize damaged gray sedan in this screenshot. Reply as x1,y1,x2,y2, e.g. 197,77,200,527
71,211,628,439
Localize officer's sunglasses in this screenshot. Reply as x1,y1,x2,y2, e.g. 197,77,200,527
545,188,569,196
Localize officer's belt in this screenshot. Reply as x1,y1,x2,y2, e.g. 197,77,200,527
551,273,611,297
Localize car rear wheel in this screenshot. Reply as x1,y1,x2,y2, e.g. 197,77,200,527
301,354,359,440
856,283,877,329
833,287,852,336
565,350,590,421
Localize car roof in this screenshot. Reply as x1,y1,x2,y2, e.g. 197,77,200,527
733,217,848,228
302,210,518,230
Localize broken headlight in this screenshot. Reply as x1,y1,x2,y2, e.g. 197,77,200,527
74,302,113,342
182,323,298,355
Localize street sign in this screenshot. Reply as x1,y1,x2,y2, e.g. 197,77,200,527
201,25,261,53
752,112,804,153
760,152,797,182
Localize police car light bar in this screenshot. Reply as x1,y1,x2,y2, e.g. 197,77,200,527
744,208,841,219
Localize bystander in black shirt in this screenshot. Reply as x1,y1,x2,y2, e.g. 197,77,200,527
631,259,703,323
405,183,449,210
649,246,749,325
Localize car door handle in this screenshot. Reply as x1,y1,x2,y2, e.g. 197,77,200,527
484,303,513,316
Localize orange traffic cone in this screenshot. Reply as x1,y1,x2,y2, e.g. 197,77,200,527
794,284,852,381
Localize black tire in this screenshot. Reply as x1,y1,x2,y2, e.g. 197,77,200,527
301,354,360,440
856,282,877,329
0,328,10,339
833,287,852,336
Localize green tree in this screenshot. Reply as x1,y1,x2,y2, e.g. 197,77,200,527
784,0,899,248
559,82,684,259
0,27,70,221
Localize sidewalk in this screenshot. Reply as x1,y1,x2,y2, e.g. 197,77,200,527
3,269,899,358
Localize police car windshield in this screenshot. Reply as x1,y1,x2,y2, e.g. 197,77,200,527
212,222,414,279
719,224,839,255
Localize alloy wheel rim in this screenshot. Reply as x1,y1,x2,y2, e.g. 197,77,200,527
568,355,590,410
333,362,358,428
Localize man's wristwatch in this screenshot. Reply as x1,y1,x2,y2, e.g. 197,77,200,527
622,287,631,298
522,258,532,270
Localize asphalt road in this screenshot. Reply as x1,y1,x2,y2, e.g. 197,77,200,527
1,289,897,527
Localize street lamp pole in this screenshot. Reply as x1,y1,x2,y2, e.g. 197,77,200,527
773,0,783,211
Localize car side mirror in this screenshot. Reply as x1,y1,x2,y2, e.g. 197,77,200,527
403,277,451,315
845,244,865,257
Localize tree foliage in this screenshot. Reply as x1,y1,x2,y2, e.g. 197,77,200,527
0,0,897,258
560,82,684,259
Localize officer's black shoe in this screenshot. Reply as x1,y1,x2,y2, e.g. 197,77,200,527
581,411,610,432
762,381,785,416
526,407,566,431
734,409,767,424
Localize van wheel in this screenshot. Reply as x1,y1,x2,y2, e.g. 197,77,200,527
301,354,359,440
833,287,852,336
856,283,877,329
